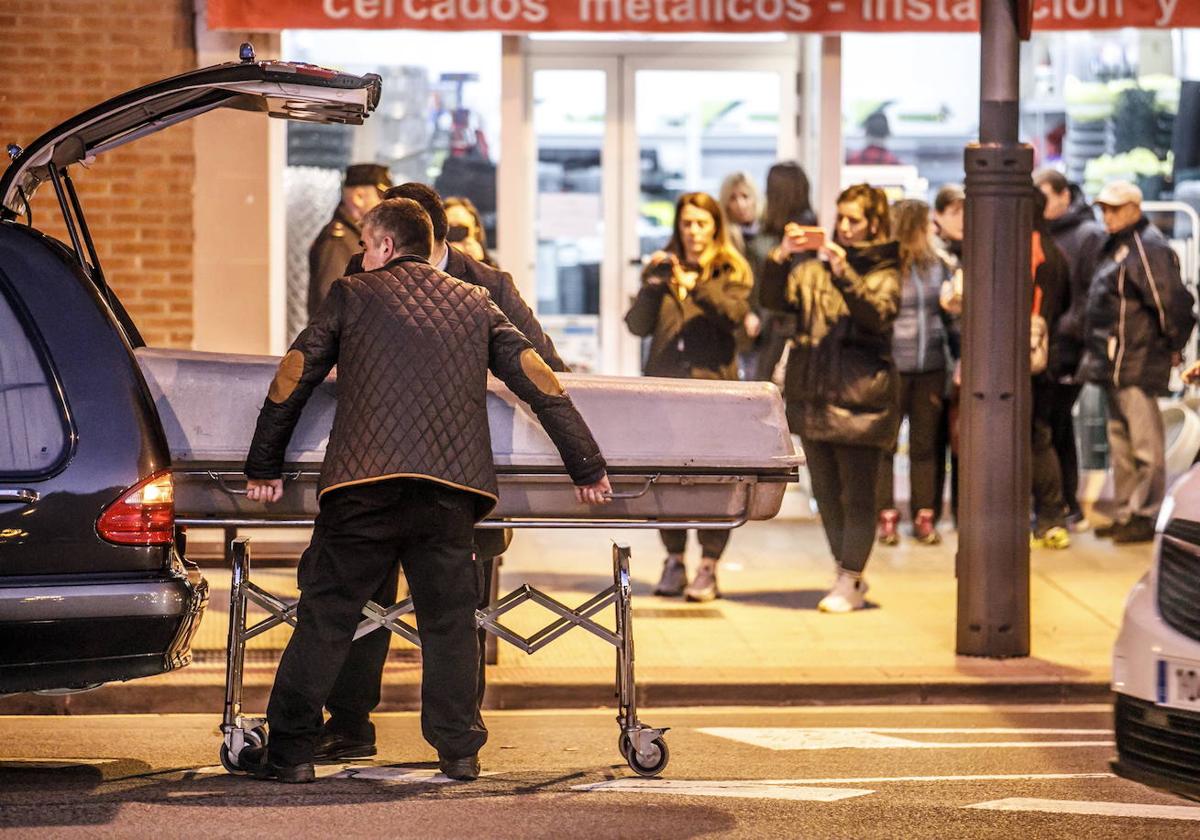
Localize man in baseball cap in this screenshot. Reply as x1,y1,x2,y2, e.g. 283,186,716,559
1094,179,1144,232
1080,179,1196,543
307,163,393,319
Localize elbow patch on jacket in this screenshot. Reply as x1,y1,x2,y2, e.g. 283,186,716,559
520,348,565,396
268,350,305,403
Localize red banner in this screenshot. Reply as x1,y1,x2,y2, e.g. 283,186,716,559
208,0,1199,33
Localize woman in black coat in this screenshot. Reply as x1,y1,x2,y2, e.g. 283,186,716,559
746,162,818,382
758,184,901,613
626,191,751,602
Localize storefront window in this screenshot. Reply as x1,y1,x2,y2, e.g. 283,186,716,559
634,69,782,255
1023,29,1180,199
280,30,501,339
533,68,607,372
841,33,980,198
842,29,1200,207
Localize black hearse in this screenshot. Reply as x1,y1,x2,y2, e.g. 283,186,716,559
0,47,381,694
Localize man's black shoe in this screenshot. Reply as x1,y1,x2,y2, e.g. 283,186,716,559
438,753,481,781
239,745,316,784
315,730,377,763
1113,515,1156,544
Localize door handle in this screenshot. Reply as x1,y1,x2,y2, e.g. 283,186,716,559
0,489,39,504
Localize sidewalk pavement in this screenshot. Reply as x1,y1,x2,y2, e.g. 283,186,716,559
2,513,1147,714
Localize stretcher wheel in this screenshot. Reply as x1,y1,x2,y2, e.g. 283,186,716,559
625,736,669,777
219,743,242,774
219,726,265,774
618,733,632,757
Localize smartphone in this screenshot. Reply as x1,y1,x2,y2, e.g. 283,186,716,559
796,226,825,250
446,224,471,243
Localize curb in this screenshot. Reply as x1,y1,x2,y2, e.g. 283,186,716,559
0,680,1113,715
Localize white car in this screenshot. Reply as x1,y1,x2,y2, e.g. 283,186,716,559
1111,465,1200,801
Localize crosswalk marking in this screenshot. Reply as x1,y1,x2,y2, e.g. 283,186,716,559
965,798,1200,821
753,773,1114,785
698,727,1114,751
573,779,872,802
192,763,485,783
336,766,495,784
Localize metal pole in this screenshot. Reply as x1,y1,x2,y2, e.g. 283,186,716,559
957,0,1033,657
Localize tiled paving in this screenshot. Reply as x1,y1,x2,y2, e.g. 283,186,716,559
179,515,1145,689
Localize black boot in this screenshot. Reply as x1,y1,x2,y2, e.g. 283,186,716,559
438,753,481,781
239,745,316,784
315,729,377,762
1112,515,1156,544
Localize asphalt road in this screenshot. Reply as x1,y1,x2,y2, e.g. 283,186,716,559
1,703,1197,838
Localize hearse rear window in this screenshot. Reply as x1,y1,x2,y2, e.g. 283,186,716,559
0,282,68,475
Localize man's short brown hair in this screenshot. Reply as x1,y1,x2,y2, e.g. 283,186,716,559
1033,169,1070,195
361,198,433,259
384,183,449,243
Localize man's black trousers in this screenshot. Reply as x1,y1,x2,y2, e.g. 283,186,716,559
266,478,486,766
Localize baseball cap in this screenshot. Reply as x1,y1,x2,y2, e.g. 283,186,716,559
1095,180,1143,207
343,163,392,192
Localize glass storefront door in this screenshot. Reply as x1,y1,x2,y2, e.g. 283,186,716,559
529,42,799,376
532,62,618,374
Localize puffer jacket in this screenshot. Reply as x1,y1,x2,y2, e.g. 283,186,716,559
1081,217,1196,394
891,257,951,375
345,246,568,372
624,255,751,380
759,242,902,449
245,255,606,519
1045,185,1107,379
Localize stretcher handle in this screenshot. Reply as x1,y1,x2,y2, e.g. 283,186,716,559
603,474,660,500
207,471,301,496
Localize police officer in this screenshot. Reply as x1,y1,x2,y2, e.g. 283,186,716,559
307,163,392,320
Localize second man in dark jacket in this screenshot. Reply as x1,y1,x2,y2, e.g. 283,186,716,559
1082,181,1196,543
243,198,610,783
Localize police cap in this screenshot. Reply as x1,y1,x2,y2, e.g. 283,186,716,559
344,163,392,192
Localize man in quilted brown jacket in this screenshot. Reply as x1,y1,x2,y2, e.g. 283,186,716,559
241,198,611,783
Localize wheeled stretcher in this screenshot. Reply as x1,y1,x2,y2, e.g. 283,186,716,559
137,348,800,777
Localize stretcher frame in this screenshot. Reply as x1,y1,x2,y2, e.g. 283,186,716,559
192,482,757,779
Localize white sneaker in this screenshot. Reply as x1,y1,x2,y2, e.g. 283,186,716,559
818,572,868,613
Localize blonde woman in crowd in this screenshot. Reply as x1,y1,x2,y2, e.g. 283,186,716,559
720,170,764,377
625,191,752,602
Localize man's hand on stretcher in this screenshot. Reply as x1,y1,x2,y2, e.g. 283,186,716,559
576,474,612,506
246,478,284,503
245,474,615,506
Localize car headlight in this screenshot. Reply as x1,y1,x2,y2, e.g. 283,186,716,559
1156,494,1176,534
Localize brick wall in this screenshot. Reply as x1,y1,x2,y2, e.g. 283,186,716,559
0,1,197,347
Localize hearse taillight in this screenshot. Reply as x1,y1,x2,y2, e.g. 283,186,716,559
97,471,175,545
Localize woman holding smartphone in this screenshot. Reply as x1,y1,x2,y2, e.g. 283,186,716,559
747,162,818,383
759,184,901,613
625,192,752,602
